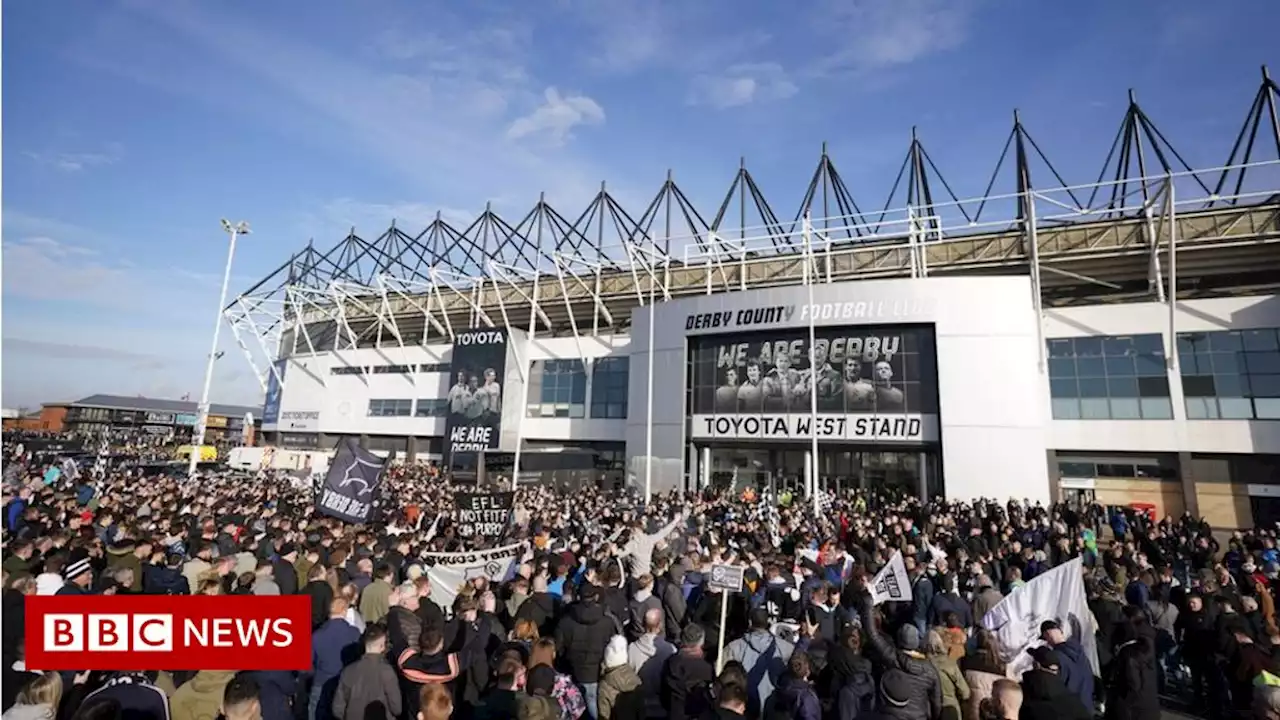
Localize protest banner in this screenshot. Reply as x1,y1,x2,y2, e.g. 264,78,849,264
455,491,515,540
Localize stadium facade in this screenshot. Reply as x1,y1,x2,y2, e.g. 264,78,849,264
229,68,1280,528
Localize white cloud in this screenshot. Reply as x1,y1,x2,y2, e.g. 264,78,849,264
808,0,975,76
689,63,798,109
74,4,610,212
25,142,124,172
506,88,606,146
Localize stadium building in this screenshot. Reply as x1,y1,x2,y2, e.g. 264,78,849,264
228,69,1280,527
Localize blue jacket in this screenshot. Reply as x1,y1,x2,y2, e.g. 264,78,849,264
1053,636,1095,710
312,619,360,688
252,670,299,720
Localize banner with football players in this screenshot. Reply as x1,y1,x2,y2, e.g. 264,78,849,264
688,325,939,442
445,328,508,460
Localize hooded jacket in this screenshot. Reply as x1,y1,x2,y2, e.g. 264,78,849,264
628,632,676,718
1051,636,1095,711
660,566,689,642
170,670,236,720
106,541,143,592
554,601,617,684
143,565,189,595
598,663,644,720
722,629,795,714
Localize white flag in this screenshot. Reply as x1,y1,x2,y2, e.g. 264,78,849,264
420,542,524,613
869,550,912,605
980,557,1099,677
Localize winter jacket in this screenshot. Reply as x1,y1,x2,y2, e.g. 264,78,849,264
629,590,662,639
971,587,1003,625
1018,668,1091,720
515,592,560,638
1104,638,1159,720
332,654,401,720
554,601,618,684
80,675,170,720
143,566,189,595
628,633,676,718
929,655,970,720
312,618,362,691
598,664,645,720
929,592,973,629
2,705,54,720
1051,636,1095,712
170,670,236,720
250,671,298,720
304,580,335,631
386,605,424,657
272,558,298,595
660,567,689,642
473,689,522,720
359,578,394,624
860,600,942,720
721,629,795,715
661,649,715,720
959,661,1007,720
766,675,821,720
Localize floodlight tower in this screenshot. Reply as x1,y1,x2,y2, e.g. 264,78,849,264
188,219,250,479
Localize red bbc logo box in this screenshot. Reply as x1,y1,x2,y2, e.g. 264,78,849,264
26,595,312,671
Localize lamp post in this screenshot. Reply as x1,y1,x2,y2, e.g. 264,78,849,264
188,219,250,479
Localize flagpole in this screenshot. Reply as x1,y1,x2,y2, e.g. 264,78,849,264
804,214,820,518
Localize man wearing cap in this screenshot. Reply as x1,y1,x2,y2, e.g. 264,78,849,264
1019,646,1091,720
273,544,299,595
1040,620,1094,711
57,553,94,595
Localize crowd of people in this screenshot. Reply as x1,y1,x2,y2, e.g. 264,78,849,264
5,431,1280,720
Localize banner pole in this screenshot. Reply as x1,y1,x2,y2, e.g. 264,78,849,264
512,275,540,492
644,251,656,505
804,214,820,517
716,590,729,674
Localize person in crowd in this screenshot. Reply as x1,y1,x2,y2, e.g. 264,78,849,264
767,651,821,720
171,670,237,720
1018,647,1091,720
10,434,1280,720
721,607,793,716
926,629,970,720
2,672,62,720
311,598,361,720
220,673,262,720
661,624,715,720
331,624,400,720
597,636,644,720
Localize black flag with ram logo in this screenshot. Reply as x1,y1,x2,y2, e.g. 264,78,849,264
316,437,386,524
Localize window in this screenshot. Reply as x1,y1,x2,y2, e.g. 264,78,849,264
372,364,413,375
1046,334,1172,420
526,359,587,418
331,366,366,376
415,399,448,417
1178,328,1280,420
591,357,630,418
368,399,412,417
418,363,448,373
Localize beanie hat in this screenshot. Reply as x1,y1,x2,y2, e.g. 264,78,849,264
603,635,628,670
896,624,921,651
880,669,912,707
64,557,93,582
526,665,556,696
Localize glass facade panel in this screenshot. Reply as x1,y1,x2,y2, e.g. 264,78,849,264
368,399,413,417
1047,334,1170,419
590,357,630,419
1177,329,1280,420
527,360,588,418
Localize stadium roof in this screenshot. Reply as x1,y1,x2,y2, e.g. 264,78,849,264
68,394,259,418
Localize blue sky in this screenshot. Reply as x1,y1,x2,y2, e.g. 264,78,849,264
3,0,1278,411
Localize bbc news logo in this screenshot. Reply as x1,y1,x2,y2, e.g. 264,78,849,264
26,595,311,671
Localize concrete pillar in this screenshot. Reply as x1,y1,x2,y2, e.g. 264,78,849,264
406,436,418,460
1045,450,1062,503
701,446,711,490
359,434,370,450
918,451,929,502
1178,451,1200,518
